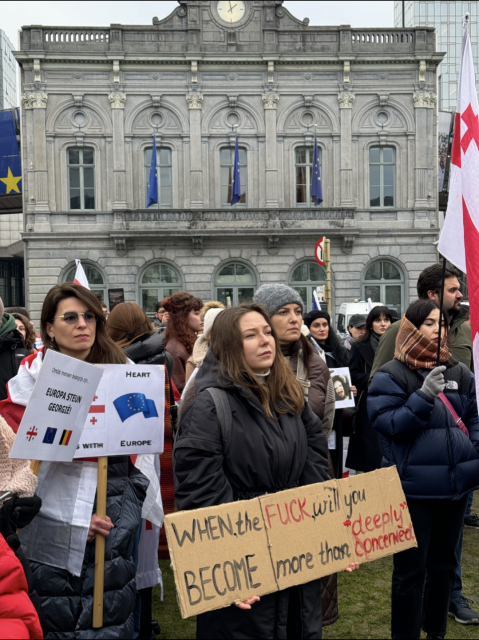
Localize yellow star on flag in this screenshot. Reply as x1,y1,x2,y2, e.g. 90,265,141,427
0,167,22,194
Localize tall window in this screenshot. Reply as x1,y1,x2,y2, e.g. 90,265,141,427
64,263,106,303
290,261,327,313
145,148,173,208
215,262,255,306
140,263,181,317
370,146,395,207
220,147,247,207
362,260,404,315
295,146,322,206
68,148,95,210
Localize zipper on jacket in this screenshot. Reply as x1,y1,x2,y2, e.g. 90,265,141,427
442,402,458,497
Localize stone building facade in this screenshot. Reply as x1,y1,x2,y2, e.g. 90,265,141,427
15,0,443,323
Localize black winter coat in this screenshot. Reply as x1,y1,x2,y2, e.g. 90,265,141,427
31,457,148,639
368,359,479,500
0,330,29,401
174,351,330,639
346,337,382,473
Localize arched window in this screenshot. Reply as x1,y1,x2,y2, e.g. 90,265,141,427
290,261,327,312
64,263,107,303
215,262,256,306
140,263,181,317
362,260,404,315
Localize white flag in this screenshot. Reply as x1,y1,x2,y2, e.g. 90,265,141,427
73,259,90,289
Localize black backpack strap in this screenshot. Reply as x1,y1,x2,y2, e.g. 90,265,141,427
205,388,233,455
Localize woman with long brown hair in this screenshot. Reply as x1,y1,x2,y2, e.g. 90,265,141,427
174,303,358,639
164,292,203,393
0,284,149,638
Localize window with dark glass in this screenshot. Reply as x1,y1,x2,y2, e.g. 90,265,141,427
295,146,322,206
290,261,327,313
145,148,173,208
220,148,247,207
68,148,95,210
140,263,181,318
362,259,404,316
369,146,396,207
64,263,106,303
215,263,255,306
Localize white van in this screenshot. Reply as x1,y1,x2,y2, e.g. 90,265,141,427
337,301,384,335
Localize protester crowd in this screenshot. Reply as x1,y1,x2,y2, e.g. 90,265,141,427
0,262,478,639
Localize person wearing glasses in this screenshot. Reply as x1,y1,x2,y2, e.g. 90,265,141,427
0,283,150,638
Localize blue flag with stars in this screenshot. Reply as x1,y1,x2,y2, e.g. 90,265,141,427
113,393,159,423
146,136,158,208
231,135,242,206
311,135,323,206
0,110,22,196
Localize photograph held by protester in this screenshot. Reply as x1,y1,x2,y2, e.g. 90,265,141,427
346,306,392,473
0,283,148,638
253,284,338,626
164,292,203,393
174,303,358,639
0,297,29,402
368,299,479,640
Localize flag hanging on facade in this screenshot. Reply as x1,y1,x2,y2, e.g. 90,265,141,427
231,135,242,206
437,16,479,380
147,136,158,208
0,109,22,196
311,135,323,206
74,259,90,289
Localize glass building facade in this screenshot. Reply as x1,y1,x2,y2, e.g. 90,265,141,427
394,1,479,110
0,31,17,110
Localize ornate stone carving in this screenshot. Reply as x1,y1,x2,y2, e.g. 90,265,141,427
342,236,356,254
343,61,350,84
268,61,275,83
192,237,203,256
262,94,280,110
338,93,355,109
73,95,83,107
228,95,238,108
151,95,161,108
113,60,120,84
108,92,126,109
378,93,389,106
114,238,127,256
186,94,203,110
304,95,313,107
191,60,198,83
21,92,48,109
33,59,41,83
413,92,437,109
419,60,426,84
268,236,280,255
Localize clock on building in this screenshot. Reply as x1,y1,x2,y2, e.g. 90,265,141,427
216,1,246,24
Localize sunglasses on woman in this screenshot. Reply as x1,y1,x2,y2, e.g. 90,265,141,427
55,311,98,325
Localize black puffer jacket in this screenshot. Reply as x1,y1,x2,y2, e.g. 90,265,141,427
174,350,330,639
0,329,29,401
31,457,148,639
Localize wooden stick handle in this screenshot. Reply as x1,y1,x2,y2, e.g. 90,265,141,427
30,460,42,477
93,457,108,629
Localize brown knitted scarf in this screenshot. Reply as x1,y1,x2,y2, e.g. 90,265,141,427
394,315,451,370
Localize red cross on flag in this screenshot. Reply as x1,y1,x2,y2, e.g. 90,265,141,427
438,17,479,375
85,389,106,429
73,259,90,290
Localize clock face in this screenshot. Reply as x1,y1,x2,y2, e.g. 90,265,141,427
217,0,246,24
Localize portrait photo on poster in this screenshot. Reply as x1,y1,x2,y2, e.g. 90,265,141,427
329,367,355,409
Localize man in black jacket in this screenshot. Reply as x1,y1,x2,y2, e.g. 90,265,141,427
0,298,29,401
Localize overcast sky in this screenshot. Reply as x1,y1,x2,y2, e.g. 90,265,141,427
1,1,394,48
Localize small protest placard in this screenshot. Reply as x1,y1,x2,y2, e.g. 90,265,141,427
165,466,416,619
329,367,355,409
75,364,165,457
9,351,104,463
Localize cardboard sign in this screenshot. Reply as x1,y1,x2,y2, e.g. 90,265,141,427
9,351,104,463
75,364,165,457
165,467,416,618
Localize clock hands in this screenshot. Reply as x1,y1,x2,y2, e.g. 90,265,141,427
228,2,238,13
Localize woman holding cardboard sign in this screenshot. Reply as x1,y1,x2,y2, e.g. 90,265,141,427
368,299,479,639
175,303,358,639
0,283,149,639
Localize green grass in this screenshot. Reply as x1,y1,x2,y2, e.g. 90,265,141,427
153,496,479,639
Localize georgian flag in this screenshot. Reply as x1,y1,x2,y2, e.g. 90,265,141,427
73,259,90,289
437,17,479,382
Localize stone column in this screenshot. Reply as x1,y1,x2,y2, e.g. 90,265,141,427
262,93,280,208
186,94,204,209
338,92,355,206
413,91,437,210
108,92,128,210
21,92,49,215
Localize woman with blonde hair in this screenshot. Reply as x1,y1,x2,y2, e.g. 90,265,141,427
174,303,358,639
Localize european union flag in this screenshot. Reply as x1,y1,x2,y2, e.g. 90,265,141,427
311,135,323,206
230,135,242,206
0,110,22,196
113,393,159,423
146,136,158,208
43,427,57,444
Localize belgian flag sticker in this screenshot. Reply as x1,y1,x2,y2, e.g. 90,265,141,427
60,430,73,446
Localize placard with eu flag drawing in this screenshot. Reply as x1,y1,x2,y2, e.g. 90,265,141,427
75,365,165,457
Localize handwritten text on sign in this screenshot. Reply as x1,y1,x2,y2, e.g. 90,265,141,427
165,467,416,618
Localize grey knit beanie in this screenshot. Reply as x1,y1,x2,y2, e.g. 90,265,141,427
253,284,304,317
